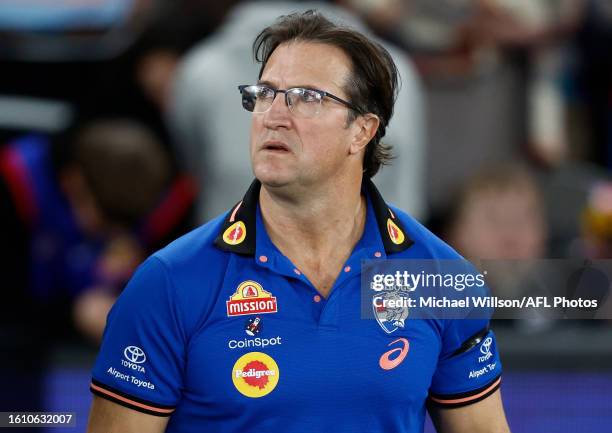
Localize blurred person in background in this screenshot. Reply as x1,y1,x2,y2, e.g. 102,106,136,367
0,0,237,163
443,163,554,331
444,163,547,261
575,181,612,259
131,0,240,113
169,0,426,223
339,0,584,216
0,1,208,417
0,118,196,346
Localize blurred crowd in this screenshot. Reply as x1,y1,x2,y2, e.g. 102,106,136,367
1,0,611,406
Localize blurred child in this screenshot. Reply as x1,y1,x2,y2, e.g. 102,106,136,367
0,119,196,344
446,163,547,260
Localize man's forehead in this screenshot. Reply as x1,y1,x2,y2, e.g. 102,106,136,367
259,41,350,91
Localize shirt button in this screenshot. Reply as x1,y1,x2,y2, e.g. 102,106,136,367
344,266,351,273
293,268,301,275
374,251,382,258
313,295,321,303
259,255,268,263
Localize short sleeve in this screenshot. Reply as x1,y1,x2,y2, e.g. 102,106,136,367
90,256,186,416
428,319,502,408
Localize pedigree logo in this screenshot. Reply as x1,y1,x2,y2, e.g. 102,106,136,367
226,281,278,317
232,352,280,398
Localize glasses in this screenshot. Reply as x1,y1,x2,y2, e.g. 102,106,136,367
238,84,361,118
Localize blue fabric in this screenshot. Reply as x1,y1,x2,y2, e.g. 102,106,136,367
91,185,502,432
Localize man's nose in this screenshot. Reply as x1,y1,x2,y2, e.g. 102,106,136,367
263,92,291,129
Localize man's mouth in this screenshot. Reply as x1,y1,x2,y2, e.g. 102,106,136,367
262,141,290,152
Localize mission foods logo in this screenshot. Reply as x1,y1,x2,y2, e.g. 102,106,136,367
226,281,278,317
223,221,247,245
232,351,280,398
386,219,405,245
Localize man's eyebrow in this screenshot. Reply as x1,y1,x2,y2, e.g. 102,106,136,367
256,80,322,90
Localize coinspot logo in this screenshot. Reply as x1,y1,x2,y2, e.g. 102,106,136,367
124,346,147,364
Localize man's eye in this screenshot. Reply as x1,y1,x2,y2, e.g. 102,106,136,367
257,87,274,98
300,91,319,102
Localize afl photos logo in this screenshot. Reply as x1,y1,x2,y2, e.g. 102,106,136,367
223,221,247,245
232,352,280,398
379,338,409,371
226,281,278,317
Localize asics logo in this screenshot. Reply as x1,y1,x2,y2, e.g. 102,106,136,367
379,338,409,370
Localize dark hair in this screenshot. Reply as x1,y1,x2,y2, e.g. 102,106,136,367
253,10,398,178
446,162,543,231
53,119,171,225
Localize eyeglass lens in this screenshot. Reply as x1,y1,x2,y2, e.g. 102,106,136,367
241,86,323,118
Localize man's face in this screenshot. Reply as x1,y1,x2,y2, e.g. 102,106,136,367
250,41,357,189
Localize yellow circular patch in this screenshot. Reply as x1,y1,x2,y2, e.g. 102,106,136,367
232,352,280,398
387,218,405,245
223,221,247,245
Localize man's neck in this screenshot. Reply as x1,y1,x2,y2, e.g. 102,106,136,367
259,175,366,297
259,176,366,259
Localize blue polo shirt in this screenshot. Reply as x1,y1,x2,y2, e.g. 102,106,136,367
91,179,502,433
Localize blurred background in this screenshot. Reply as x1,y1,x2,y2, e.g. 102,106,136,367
0,0,611,432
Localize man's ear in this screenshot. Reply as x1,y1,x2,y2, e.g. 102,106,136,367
349,114,380,155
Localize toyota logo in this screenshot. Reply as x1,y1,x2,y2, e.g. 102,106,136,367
480,337,492,355
124,346,147,364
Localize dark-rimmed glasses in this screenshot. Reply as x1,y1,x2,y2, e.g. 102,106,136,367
238,84,361,118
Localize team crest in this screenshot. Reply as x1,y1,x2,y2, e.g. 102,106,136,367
372,286,410,334
386,219,405,245
223,221,247,245
227,281,278,317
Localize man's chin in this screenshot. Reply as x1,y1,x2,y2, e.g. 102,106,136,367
257,176,292,189
254,169,291,188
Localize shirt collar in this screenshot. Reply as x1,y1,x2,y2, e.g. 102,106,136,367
214,178,414,256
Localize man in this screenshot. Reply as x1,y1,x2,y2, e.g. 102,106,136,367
169,1,425,223
87,11,510,433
